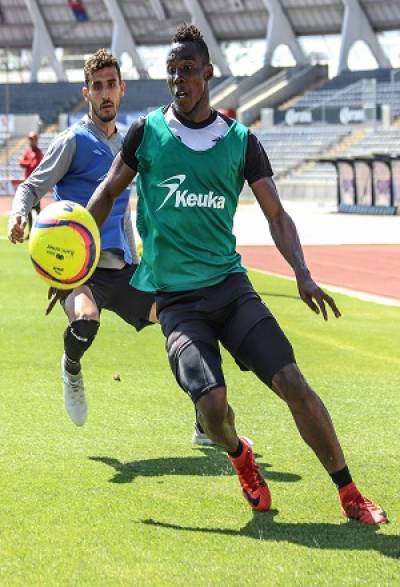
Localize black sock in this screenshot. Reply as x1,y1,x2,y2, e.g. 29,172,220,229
64,354,81,376
228,439,243,459
330,465,352,489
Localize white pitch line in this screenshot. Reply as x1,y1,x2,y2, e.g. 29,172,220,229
249,267,400,307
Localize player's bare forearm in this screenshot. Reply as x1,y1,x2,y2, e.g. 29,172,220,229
251,177,308,276
268,209,310,279
87,153,136,227
270,213,341,319
88,181,116,227
251,177,341,320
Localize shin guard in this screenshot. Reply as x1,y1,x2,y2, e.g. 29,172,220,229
64,319,100,363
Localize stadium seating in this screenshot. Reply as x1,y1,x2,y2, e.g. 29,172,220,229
0,82,83,124
342,128,399,157
276,126,400,202
254,125,351,178
292,69,400,116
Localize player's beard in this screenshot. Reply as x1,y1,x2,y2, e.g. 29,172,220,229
92,98,119,123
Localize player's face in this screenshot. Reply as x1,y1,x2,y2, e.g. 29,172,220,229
166,43,213,119
83,66,125,124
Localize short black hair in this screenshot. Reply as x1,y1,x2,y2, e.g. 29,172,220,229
172,24,210,64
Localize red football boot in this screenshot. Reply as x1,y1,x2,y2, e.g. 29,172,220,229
228,437,271,512
340,482,388,525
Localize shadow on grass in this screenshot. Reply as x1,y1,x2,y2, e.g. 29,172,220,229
89,447,301,484
142,510,399,559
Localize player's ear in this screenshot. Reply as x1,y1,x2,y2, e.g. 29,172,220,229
120,80,126,97
204,64,213,82
82,85,89,103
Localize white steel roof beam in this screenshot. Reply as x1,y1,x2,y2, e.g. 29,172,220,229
103,0,148,79
182,0,232,76
150,0,166,20
263,0,309,67
24,0,66,82
338,0,391,72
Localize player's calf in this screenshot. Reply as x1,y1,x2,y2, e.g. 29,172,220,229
64,319,100,366
61,319,99,426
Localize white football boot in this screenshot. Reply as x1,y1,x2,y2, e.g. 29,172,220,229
192,423,215,446
192,423,254,447
60,354,87,426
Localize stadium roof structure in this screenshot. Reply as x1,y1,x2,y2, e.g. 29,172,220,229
0,0,399,80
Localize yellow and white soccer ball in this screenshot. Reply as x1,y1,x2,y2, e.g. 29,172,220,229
29,200,100,290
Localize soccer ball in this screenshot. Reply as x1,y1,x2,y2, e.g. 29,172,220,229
28,200,100,290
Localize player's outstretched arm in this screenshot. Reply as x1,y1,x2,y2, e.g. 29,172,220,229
250,177,341,321
87,153,136,228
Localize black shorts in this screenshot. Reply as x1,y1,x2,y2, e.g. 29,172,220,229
84,264,154,331
157,273,295,402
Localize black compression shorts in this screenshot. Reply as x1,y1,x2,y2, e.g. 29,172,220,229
157,273,295,402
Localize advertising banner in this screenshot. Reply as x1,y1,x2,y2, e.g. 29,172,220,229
274,106,380,126
373,160,392,206
337,161,355,205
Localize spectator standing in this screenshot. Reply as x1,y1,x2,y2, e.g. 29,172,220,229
18,131,43,237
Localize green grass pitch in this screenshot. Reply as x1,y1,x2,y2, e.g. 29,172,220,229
0,217,399,585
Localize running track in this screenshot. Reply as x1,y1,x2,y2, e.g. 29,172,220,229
238,245,400,301
2,197,399,301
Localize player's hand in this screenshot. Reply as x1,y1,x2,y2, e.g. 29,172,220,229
8,214,27,243
296,275,341,321
46,287,69,315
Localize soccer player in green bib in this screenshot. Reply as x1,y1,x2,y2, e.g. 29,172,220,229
88,25,387,524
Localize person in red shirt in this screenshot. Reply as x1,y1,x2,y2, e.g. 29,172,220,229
18,131,44,237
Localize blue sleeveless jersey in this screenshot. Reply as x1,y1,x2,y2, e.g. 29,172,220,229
53,124,132,264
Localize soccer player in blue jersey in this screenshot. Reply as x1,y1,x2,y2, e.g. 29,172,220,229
8,50,157,427
87,25,386,524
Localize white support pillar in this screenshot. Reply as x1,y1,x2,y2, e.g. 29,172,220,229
182,0,232,76
103,0,149,79
338,0,391,72
150,0,166,20
263,0,309,67
24,0,66,82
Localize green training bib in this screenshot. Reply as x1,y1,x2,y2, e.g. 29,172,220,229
132,108,249,292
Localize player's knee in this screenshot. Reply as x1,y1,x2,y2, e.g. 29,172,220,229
63,285,99,322
197,386,227,419
272,363,314,409
74,308,99,321
167,336,225,403
197,387,229,434
64,319,100,362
